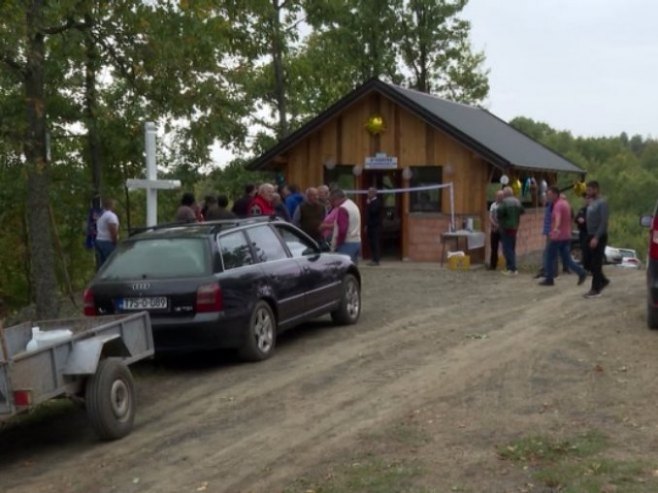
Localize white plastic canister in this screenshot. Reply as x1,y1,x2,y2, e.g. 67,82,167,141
26,326,73,352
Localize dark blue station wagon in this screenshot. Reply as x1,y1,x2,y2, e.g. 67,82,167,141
83,218,361,360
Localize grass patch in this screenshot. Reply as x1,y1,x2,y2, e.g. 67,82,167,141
369,420,432,448
499,430,658,492
284,455,430,493
497,429,607,463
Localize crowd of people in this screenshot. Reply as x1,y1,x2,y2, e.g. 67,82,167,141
169,182,385,266
92,178,609,297
490,179,609,299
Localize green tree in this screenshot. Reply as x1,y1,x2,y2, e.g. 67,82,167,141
0,1,93,318
399,0,488,102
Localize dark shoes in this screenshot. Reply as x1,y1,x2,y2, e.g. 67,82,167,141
538,279,554,286
577,273,587,286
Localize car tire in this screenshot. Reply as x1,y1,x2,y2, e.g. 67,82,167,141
648,303,658,330
331,274,361,325
85,358,135,441
240,301,276,362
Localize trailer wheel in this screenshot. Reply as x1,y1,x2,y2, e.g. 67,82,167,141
85,358,135,440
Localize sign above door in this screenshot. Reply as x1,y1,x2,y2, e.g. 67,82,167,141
365,152,398,170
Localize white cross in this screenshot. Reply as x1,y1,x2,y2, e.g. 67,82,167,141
126,122,181,226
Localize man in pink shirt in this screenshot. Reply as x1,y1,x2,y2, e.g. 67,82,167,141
328,188,361,262
538,187,587,286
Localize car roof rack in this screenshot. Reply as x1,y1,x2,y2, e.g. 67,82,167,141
128,215,282,237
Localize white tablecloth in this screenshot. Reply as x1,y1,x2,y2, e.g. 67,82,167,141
442,230,486,250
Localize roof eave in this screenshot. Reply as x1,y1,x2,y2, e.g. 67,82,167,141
246,79,587,176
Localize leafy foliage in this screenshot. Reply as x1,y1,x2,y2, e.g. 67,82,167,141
1,0,651,318
510,117,658,258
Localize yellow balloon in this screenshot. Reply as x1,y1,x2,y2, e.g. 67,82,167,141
365,115,385,135
574,181,586,196
512,179,522,196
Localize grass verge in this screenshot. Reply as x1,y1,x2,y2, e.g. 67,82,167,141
498,429,658,492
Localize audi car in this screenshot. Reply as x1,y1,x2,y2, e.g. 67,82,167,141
83,217,361,360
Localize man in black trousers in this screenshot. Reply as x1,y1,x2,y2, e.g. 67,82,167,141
583,180,610,298
365,187,383,266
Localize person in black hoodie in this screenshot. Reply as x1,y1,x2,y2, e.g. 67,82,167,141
574,194,591,273
365,187,383,266
232,184,256,218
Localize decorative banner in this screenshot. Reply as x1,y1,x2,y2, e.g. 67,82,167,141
344,182,457,232
345,183,449,195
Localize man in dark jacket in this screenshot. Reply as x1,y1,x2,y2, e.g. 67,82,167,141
206,195,236,220
497,186,524,275
232,184,255,218
365,187,383,266
293,187,325,242
583,180,610,298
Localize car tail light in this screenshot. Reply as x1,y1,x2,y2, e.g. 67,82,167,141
83,288,97,316
651,216,658,260
196,283,223,313
13,390,32,407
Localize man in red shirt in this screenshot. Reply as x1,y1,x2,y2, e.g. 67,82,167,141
538,186,587,287
249,183,275,216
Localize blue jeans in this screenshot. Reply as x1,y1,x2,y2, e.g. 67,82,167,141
500,229,517,272
545,239,585,281
336,242,361,263
95,240,116,270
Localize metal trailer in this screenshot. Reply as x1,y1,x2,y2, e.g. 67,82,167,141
0,312,154,440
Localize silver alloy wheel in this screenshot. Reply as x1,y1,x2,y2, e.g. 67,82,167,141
110,379,130,421
254,306,274,353
345,279,360,319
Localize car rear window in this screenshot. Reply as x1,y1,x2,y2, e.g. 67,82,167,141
100,238,210,279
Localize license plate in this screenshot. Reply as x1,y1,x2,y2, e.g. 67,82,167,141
120,297,168,310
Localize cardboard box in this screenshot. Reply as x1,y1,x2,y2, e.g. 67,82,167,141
448,254,470,271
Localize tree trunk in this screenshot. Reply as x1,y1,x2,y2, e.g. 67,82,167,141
84,13,103,199
271,0,288,138
24,0,59,318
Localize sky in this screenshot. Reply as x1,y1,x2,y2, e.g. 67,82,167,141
462,0,657,139
212,1,657,166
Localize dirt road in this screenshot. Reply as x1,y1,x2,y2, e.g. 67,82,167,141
1,264,655,492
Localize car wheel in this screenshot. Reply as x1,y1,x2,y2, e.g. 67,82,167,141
331,274,361,325
240,301,276,361
85,358,135,441
648,303,658,330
